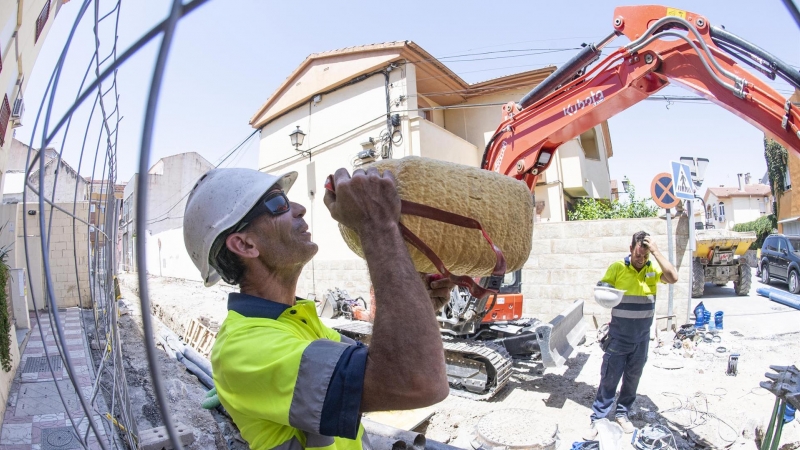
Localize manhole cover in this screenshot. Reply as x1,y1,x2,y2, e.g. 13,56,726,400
473,409,558,450
22,356,62,374
41,426,80,450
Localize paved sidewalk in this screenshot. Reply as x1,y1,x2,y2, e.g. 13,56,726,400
0,308,112,450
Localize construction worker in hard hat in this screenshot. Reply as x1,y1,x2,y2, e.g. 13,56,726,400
585,231,678,440
183,166,450,450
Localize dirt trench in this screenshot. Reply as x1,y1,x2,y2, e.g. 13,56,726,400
99,274,245,449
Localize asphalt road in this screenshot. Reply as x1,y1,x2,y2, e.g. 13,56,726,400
697,277,800,337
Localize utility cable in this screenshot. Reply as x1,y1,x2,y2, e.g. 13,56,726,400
145,128,260,224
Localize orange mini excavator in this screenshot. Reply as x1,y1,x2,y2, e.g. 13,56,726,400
338,5,800,400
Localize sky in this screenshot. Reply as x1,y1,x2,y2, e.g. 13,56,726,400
14,0,800,205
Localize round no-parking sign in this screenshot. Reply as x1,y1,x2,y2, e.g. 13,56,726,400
650,172,680,209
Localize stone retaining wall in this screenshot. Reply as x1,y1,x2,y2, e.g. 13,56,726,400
296,215,693,330
523,216,691,329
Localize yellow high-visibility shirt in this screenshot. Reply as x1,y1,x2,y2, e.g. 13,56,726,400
212,293,369,450
601,256,664,343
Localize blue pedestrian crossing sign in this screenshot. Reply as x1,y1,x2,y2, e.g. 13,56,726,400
671,161,695,200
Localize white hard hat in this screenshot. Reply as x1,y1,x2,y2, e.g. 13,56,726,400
593,286,625,309
183,168,297,286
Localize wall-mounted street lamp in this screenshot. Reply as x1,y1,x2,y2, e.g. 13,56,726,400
290,126,308,158
621,176,630,193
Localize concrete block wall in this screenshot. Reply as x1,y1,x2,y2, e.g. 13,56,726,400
293,215,692,331
523,215,691,328
17,203,92,309
296,259,371,301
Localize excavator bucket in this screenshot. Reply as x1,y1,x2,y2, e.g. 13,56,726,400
532,299,587,367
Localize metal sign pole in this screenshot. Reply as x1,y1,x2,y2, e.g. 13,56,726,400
686,200,695,324
666,208,674,331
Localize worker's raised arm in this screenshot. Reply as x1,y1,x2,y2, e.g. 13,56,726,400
644,236,678,284
324,167,449,412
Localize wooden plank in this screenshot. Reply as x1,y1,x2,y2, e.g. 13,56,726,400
184,318,218,358
363,405,436,431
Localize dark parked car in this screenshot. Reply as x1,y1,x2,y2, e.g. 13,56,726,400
760,234,800,294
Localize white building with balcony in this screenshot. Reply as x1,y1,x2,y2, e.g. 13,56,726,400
251,41,615,297
703,173,771,230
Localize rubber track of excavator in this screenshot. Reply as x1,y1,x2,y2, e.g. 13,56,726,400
442,337,513,401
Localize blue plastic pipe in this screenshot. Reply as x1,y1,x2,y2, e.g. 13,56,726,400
768,290,800,311
757,287,777,298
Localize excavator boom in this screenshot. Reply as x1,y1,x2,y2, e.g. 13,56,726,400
483,5,800,188
338,6,800,401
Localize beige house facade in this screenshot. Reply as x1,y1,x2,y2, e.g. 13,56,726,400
120,152,214,276
776,89,800,234
252,41,614,299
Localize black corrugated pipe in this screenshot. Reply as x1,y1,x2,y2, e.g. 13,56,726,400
518,44,601,110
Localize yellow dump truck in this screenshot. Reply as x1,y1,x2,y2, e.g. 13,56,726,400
692,229,757,297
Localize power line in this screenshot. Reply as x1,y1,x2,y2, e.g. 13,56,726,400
437,48,582,63
403,48,580,65
145,129,260,224
436,47,581,60
461,35,604,52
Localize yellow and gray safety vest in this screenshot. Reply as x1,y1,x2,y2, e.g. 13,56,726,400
211,293,371,450
600,256,663,343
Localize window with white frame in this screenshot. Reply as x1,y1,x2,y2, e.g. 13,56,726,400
718,202,725,220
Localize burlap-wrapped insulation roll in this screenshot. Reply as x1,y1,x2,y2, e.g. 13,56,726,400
339,157,534,276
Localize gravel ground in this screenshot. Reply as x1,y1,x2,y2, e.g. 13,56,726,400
118,273,800,450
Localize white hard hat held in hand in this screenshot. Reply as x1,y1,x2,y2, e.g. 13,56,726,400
183,168,297,286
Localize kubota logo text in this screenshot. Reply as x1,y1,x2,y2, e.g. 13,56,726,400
563,90,605,116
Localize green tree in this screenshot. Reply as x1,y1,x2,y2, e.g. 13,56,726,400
732,214,777,249
764,137,788,216
567,183,659,221
0,233,12,372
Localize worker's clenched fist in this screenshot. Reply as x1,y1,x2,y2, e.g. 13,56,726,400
422,273,456,312
324,167,401,235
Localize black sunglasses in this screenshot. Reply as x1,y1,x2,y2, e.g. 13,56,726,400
234,190,291,232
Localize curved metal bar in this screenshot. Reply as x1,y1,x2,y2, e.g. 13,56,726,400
34,0,111,446
43,0,211,149
135,0,189,448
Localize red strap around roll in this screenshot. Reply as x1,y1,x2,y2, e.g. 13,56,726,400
324,175,506,298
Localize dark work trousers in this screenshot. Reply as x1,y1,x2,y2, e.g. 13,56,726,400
590,337,649,421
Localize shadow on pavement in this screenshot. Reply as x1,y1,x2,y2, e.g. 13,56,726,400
492,351,597,409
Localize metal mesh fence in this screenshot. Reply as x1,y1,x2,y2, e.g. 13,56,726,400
20,0,211,448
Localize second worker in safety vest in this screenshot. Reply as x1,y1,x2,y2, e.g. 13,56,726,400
586,231,678,439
